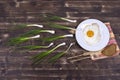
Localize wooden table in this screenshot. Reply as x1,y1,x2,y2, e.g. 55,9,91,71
0,0,120,80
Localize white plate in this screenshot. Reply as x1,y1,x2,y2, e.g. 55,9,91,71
75,19,110,51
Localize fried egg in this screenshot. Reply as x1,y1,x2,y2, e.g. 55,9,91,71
83,23,101,45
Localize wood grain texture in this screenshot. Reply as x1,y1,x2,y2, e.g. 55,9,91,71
0,0,120,80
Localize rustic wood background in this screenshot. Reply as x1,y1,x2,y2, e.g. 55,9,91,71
0,0,120,80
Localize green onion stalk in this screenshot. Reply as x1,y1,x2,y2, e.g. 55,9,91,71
43,14,77,23
48,42,75,63
9,35,40,46
13,24,43,30
42,34,73,42
20,43,54,50
47,23,76,31
27,24,43,28
21,29,55,37
31,42,66,65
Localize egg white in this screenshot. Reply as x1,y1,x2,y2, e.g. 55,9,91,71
83,23,101,45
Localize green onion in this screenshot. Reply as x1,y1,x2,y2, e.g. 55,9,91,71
43,15,63,21
21,29,55,37
20,43,54,50
61,17,77,23
48,43,74,63
9,35,40,46
47,23,76,30
42,34,73,42
43,14,77,23
27,24,43,28
31,42,66,65
16,24,28,29
8,29,55,45
13,24,43,30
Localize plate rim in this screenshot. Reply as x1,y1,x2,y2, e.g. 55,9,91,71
75,19,110,51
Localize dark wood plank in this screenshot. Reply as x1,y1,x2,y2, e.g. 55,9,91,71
0,0,120,80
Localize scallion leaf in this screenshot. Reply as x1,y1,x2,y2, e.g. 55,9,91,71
41,34,73,42
48,43,74,63
19,43,54,50
21,29,55,37
47,23,76,30
31,42,66,65
8,35,40,46
43,14,77,23
13,24,43,30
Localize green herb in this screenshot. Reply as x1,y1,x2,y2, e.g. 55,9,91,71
48,43,74,63
8,35,40,46
15,24,28,29
27,24,43,28
21,29,55,37
31,42,66,65
44,15,63,21
13,24,43,30
20,43,54,50
47,23,76,30
8,29,55,46
42,34,73,42
43,14,77,23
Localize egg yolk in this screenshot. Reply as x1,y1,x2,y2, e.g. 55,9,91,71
87,30,94,37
